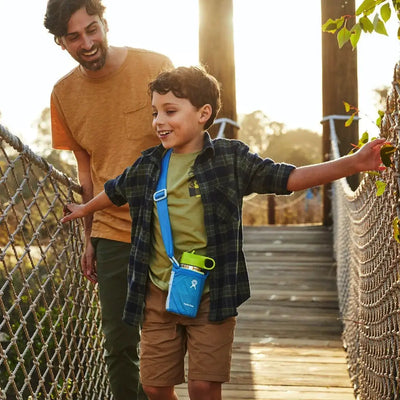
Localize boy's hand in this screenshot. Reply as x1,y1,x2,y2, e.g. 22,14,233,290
355,138,387,172
61,203,85,223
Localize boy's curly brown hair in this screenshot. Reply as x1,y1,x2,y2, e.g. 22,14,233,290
149,66,222,130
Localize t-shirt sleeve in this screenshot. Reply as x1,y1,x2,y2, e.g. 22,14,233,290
50,93,83,151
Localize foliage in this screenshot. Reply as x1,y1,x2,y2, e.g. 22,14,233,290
349,130,371,154
238,110,284,156
393,216,400,242
322,0,400,49
343,101,359,127
380,142,396,167
265,129,322,166
239,110,322,165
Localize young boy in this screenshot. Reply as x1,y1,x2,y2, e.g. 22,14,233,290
62,66,385,400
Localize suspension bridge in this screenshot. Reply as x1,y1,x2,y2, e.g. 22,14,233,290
1,64,400,399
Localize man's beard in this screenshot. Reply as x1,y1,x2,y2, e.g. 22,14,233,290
77,41,108,71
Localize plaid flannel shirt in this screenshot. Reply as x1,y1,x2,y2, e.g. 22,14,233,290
104,133,295,326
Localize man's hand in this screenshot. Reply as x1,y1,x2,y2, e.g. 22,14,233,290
81,240,97,283
62,203,97,283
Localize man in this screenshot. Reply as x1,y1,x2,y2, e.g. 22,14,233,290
44,1,173,399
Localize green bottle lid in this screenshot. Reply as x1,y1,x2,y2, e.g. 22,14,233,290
180,251,215,270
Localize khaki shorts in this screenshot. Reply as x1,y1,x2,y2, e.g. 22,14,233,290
140,281,236,387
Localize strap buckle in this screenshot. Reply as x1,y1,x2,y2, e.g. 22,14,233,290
169,256,180,267
153,189,167,202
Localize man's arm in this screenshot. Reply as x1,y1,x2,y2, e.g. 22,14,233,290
73,149,94,240
287,138,386,192
71,149,98,283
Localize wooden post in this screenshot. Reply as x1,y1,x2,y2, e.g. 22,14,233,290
198,0,238,139
268,195,275,225
321,0,359,226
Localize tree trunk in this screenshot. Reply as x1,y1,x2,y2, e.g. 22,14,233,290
198,0,238,138
321,0,358,225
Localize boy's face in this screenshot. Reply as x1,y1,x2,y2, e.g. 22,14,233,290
59,7,109,72
151,91,211,154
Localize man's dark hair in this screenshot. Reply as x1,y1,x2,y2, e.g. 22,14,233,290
149,66,222,130
44,0,106,39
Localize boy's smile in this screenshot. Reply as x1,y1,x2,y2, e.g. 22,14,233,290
151,91,212,154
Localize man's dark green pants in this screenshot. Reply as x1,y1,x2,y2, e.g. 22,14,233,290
92,238,147,400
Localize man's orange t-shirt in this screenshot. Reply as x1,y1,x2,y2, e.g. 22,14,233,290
51,47,172,243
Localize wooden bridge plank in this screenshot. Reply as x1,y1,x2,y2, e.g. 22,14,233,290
174,226,354,399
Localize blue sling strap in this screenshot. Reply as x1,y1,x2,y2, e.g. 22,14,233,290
152,149,180,267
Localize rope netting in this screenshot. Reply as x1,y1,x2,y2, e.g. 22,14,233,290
0,124,111,400
331,63,400,400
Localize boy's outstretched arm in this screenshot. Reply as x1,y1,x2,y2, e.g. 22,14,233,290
286,138,386,192
61,191,112,224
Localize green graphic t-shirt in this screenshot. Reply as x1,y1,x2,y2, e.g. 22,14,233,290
149,151,209,292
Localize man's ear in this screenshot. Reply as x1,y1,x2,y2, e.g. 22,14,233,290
102,18,109,33
55,36,65,49
199,104,212,124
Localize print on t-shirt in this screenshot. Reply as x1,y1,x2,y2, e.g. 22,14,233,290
188,168,201,198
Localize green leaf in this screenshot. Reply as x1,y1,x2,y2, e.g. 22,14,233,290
360,16,374,32
322,18,338,33
393,0,400,11
343,101,351,112
376,110,385,127
337,26,352,48
381,3,391,21
348,132,369,155
359,131,369,146
393,217,400,243
376,180,387,196
397,26,400,39
380,143,396,167
350,24,362,48
356,0,376,15
322,17,344,33
323,23,339,33
336,18,345,30
373,14,389,35
345,113,355,127
356,0,376,16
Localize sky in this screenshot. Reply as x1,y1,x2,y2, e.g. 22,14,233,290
0,0,399,149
